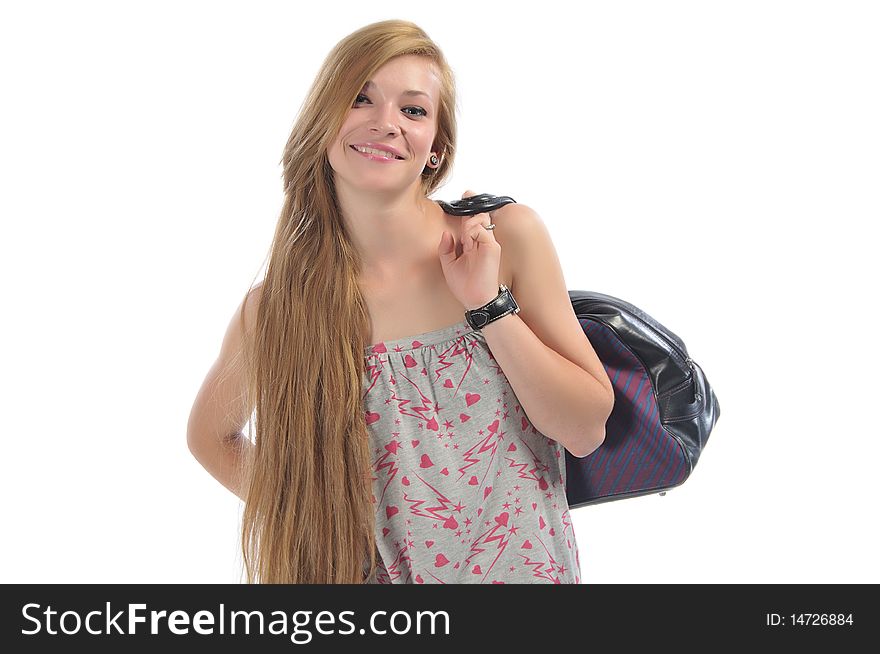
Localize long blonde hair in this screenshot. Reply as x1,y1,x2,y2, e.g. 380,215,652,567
237,19,458,583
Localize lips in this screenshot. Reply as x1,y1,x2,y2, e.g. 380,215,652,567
350,143,405,160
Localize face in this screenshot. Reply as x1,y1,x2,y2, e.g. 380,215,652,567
327,55,442,194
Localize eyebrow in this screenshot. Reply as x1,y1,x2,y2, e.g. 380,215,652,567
363,80,431,101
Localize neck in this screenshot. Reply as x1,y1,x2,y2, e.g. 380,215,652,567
336,180,442,278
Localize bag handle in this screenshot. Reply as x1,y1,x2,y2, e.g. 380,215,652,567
436,193,517,216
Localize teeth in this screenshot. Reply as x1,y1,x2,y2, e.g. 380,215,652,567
353,145,401,159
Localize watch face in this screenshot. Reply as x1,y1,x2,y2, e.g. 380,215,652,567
466,312,486,330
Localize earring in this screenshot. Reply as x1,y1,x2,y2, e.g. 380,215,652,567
429,154,439,166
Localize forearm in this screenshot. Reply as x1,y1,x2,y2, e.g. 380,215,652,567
188,432,252,502
480,313,613,457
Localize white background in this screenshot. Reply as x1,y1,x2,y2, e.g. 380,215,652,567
1,0,877,584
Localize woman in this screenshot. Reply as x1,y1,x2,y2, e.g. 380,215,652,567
187,19,615,584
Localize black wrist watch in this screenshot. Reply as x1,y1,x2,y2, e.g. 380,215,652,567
464,284,520,331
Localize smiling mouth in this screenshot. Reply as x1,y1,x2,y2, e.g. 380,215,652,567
350,145,404,160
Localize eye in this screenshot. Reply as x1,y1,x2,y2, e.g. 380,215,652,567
353,93,427,117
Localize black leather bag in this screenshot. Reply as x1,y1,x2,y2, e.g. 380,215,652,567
437,194,721,509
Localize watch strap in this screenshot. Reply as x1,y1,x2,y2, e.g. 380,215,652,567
464,284,520,330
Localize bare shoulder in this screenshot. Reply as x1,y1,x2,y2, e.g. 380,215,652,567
187,282,264,446
491,201,542,233
222,282,264,357
240,281,263,334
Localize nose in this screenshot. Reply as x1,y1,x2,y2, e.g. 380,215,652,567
369,102,401,136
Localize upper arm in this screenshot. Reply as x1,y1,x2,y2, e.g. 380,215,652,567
496,203,614,400
187,283,263,451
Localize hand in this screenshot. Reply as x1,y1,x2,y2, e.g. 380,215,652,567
437,189,502,310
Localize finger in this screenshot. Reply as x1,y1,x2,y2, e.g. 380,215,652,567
461,189,478,199
461,214,497,239
459,212,495,251
463,222,495,251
